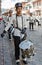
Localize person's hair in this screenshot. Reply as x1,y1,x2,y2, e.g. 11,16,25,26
30,13,32,16
9,10,12,13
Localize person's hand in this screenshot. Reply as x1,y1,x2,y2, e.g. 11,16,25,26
24,27,27,30
1,33,4,38
1,30,6,38
21,28,26,34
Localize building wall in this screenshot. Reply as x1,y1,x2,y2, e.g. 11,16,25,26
32,0,42,16
22,0,42,17
22,2,33,14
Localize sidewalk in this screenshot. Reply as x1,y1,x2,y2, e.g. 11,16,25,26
0,21,15,65
0,21,42,65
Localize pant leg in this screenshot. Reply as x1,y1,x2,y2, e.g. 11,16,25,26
32,23,34,30
37,20,39,25
8,32,11,39
8,28,11,39
13,36,20,60
29,22,31,30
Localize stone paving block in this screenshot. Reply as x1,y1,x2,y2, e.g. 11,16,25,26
0,21,42,65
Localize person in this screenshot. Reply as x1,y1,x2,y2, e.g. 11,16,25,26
1,2,28,65
29,13,34,30
12,3,28,65
2,12,9,28
34,18,41,26
8,10,13,40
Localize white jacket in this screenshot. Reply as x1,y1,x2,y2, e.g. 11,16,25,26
5,14,28,37
29,16,34,23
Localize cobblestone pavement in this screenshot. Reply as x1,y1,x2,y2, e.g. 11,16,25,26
0,21,42,65
0,21,15,65
26,22,42,65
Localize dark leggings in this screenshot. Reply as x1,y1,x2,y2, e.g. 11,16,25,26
29,22,34,30
13,36,20,60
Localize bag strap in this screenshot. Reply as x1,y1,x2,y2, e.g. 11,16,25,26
16,14,23,30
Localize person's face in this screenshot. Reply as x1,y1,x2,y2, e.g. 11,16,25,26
16,7,22,14
9,12,12,16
